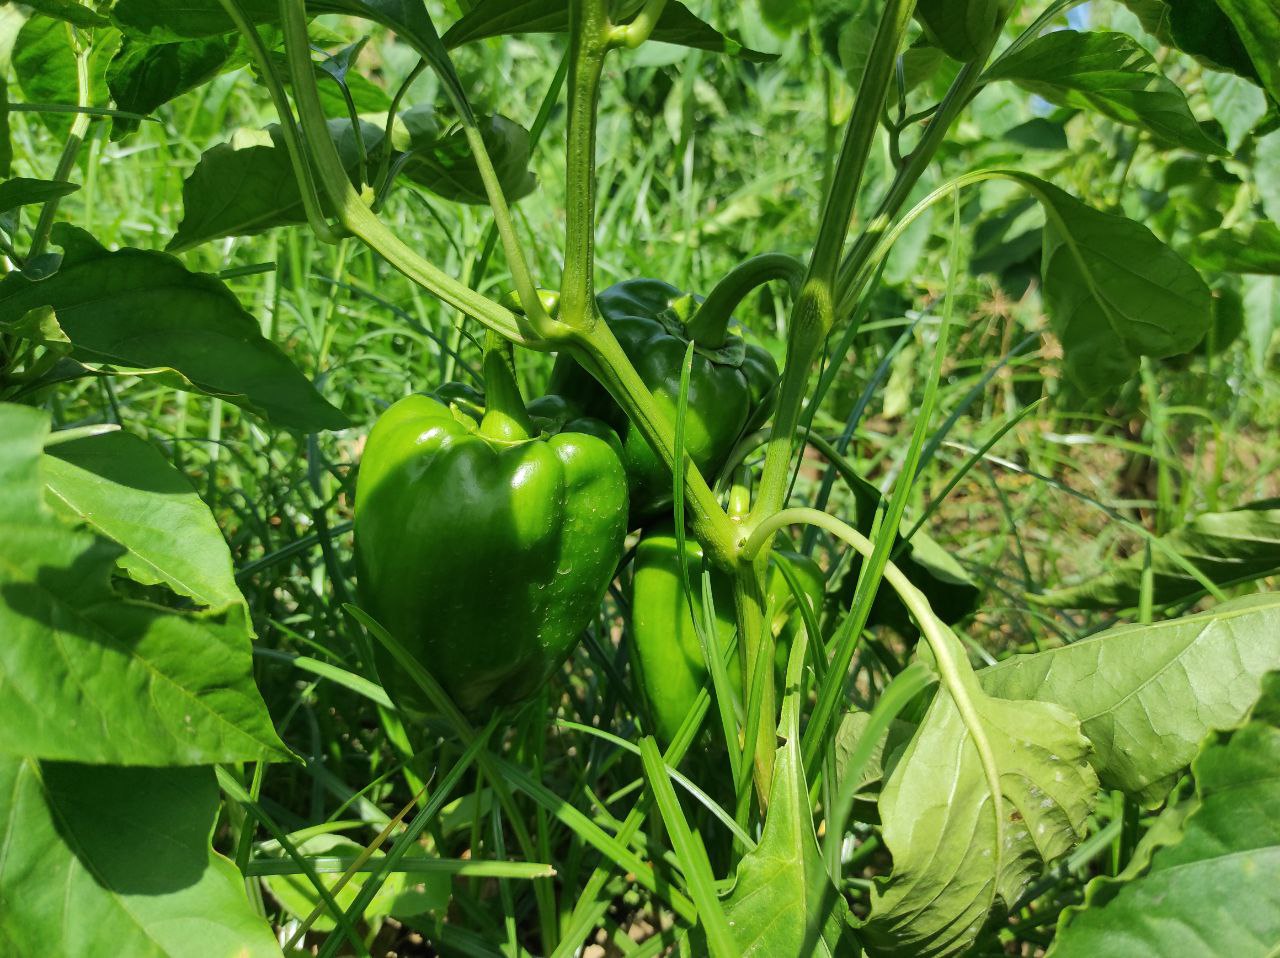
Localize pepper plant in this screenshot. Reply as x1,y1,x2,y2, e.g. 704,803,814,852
1,0,1279,955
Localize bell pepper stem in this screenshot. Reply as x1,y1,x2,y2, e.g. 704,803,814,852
685,253,806,348
479,333,535,441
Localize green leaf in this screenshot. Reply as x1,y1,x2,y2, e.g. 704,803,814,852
1006,172,1213,392
986,31,1226,154
1213,0,1280,104
106,34,237,139
1242,273,1279,373
0,176,79,216
0,402,288,765
260,833,448,931
1048,672,1280,957
0,758,283,957
12,15,118,138
1202,68,1268,152
398,113,537,205
720,645,857,955
169,120,378,251
43,429,244,609
0,225,348,432
1117,0,1261,86
866,628,1097,958
111,0,277,42
1188,222,1280,275
1257,129,1280,226
1035,500,1280,609
980,593,1280,805
23,0,109,28
442,0,777,61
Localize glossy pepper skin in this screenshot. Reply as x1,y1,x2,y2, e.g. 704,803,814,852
549,278,778,518
629,529,825,745
354,355,628,719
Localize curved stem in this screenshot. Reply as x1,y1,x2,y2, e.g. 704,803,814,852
686,252,806,347
29,30,92,259
743,506,1006,840
611,0,668,48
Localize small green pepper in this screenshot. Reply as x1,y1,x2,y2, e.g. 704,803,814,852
629,528,825,745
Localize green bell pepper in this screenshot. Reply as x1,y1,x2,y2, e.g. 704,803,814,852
550,278,779,518
354,349,629,718
629,528,825,746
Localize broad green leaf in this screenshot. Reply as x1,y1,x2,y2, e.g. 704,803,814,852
0,225,348,431
1213,0,1280,104
43,429,244,609
1257,129,1280,226
1007,172,1213,391
107,35,237,139
1189,222,1280,275
987,31,1226,154
320,0,474,124
12,15,117,137
980,593,1280,805
1117,0,1261,86
1243,273,1279,373
1048,672,1280,957
169,120,378,251
0,402,287,765
1202,69,1267,152
23,0,109,28
866,627,1096,958
442,0,777,61
0,758,283,957
1035,500,1280,609
111,0,276,41
261,833,448,930
0,177,78,215
720,638,857,955
399,114,537,205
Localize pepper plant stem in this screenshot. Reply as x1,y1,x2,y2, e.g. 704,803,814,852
574,322,740,566
748,0,917,530
560,0,611,326
29,31,92,260
274,0,534,347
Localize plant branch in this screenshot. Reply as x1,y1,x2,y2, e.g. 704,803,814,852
559,0,611,326
274,0,536,346
748,0,917,528
29,29,92,260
